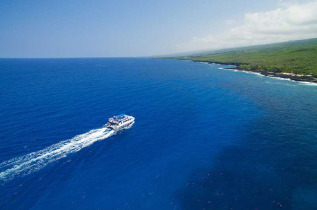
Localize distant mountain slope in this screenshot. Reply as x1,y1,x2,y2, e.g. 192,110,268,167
176,38,317,78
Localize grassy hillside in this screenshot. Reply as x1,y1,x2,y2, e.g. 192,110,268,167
179,38,317,77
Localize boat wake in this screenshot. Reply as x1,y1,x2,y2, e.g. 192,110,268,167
0,127,115,182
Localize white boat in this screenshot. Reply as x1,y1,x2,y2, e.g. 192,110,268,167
105,114,135,131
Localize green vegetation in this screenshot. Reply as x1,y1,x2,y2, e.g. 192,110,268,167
177,38,317,78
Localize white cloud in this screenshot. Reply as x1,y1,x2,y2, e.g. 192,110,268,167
178,1,317,52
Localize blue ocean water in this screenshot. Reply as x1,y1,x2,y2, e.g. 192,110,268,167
0,58,316,209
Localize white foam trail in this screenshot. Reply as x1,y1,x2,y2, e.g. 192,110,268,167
0,125,131,182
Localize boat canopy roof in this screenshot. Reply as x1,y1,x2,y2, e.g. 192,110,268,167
116,114,126,118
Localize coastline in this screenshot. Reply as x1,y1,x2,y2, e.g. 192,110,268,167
188,60,317,85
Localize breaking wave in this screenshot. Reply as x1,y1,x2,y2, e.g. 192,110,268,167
0,127,115,182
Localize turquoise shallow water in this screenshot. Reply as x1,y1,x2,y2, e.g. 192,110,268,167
0,58,316,209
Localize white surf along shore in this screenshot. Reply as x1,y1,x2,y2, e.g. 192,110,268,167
203,62,317,86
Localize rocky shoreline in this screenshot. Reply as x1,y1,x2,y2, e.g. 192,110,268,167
190,60,317,84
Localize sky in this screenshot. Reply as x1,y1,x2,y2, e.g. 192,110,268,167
0,0,317,57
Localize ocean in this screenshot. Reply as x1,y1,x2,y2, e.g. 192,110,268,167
0,58,316,209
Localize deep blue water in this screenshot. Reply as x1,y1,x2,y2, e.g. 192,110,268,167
0,58,316,209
